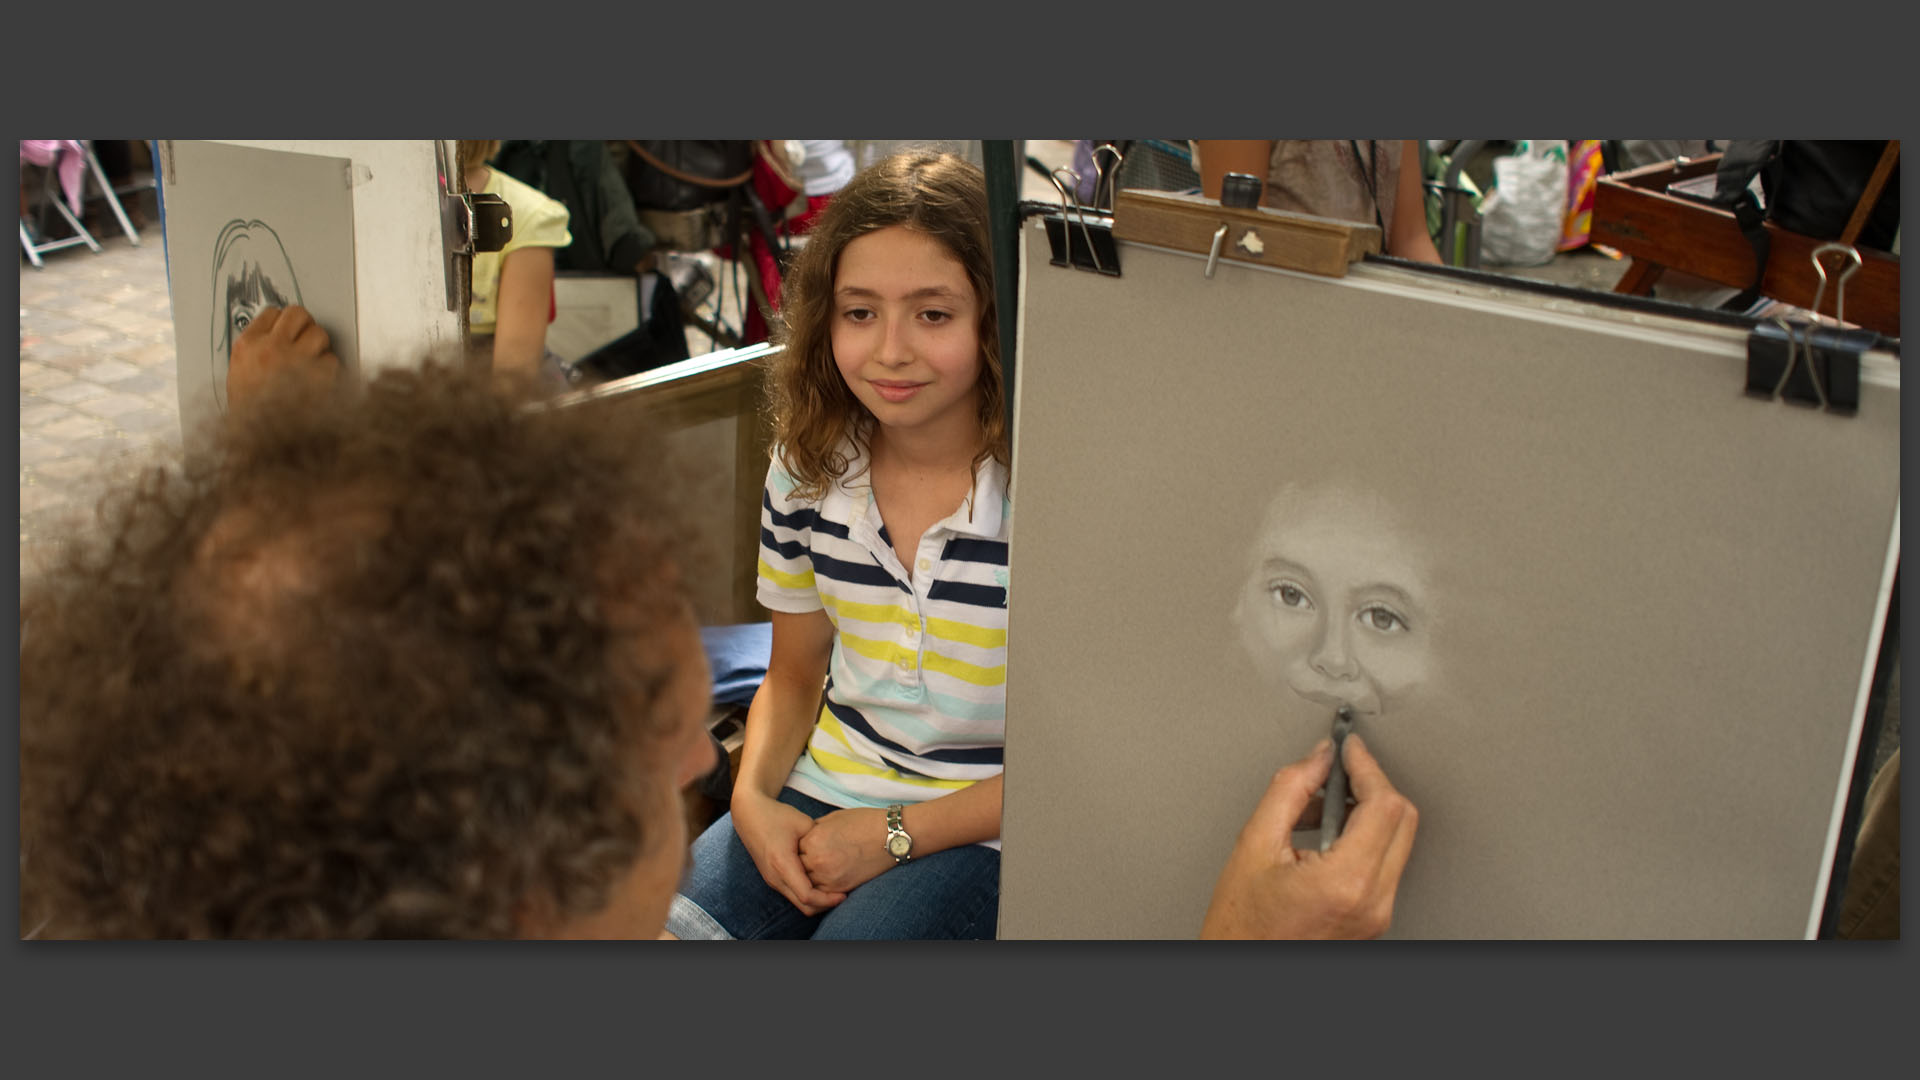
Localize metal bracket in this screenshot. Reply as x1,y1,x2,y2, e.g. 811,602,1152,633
437,140,514,312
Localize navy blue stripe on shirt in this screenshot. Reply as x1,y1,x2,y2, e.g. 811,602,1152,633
927,580,1008,608
760,527,810,562
763,491,852,541
942,537,1009,564
825,699,1006,768
813,550,911,592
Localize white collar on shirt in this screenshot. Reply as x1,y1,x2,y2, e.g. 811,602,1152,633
821,437,1008,541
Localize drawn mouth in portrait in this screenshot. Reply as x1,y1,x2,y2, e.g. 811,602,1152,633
1232,482,1435,730
209,219,302,413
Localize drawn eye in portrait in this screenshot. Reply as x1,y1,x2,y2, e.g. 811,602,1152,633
209,219,302,413
1231,482,1436,727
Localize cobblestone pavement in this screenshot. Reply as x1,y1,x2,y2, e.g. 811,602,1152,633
19,220,179,576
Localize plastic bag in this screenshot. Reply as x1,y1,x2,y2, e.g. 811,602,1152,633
1479,140,1568,266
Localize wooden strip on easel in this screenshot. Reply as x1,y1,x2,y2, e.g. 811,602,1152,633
1111,189,1382,277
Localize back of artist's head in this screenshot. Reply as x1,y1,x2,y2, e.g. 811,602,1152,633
21,364,704,939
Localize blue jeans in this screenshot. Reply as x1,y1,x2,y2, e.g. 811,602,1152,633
667,788,1000,940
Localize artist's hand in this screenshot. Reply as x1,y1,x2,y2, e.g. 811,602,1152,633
731,791,846,916
1200,734,1419,939
798,807,895,894
228,305,340,413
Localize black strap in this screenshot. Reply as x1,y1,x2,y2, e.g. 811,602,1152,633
1722,195,1771,313
1712,141,1780,313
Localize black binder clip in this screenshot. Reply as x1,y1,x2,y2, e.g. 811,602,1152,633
1743,244,1866,415
1042,162,1121,277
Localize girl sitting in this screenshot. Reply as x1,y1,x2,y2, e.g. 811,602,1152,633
666,150,1009,940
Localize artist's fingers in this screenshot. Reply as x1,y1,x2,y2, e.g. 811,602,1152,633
1328,735,1411,857
1240,739,1334,851
241,306,282,341
269,304,313,343
1341,733,1396,805
290,317,332,360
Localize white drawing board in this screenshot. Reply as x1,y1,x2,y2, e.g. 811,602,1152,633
997,221,1899,938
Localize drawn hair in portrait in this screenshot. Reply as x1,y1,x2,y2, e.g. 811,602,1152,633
209,219,302,412
1231,481,1438,731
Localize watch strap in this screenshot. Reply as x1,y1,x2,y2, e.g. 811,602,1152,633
885,803,913,864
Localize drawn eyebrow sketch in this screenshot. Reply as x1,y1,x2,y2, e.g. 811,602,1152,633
209,219,302,413
1231,481,1437,728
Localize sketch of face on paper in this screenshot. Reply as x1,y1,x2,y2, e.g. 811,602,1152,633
209,219,302,413
1231,483,1435,724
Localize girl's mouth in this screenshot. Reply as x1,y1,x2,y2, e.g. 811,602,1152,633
870,381,925,403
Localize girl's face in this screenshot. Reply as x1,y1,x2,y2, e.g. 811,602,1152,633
1235,487,1434,721
830,225,983,444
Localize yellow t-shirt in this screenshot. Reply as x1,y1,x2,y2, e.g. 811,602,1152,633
468,167,572,335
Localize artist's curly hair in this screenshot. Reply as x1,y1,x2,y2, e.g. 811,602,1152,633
20,364,696,939
768,150,1006,498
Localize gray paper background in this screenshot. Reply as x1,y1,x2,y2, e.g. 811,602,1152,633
999,224,1900,939
163,141,359,437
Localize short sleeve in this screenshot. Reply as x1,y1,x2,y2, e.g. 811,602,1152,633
500,184,572,255
756,457,825,614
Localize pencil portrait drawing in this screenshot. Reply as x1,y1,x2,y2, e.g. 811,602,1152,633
209,219,302,412
1232,482,1436,732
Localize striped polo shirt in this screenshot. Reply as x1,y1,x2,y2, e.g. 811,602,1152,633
757,444,1010,847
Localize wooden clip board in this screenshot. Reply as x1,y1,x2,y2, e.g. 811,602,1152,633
1111,188,1381,277
997,219,1899,938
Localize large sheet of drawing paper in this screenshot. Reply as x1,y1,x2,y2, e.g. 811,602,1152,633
163,141,361,437
998,222,1900,939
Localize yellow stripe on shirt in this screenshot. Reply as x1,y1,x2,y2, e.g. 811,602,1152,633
925,614,1007,650
923,649,1007,687
757,558,816,591
820,594,918,633
838,630,920,670
806,743,978,791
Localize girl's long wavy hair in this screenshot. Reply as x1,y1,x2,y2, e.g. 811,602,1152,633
767,150,1005,498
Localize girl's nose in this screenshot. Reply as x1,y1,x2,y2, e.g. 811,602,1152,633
1308,616,1361,681
875,318,910,366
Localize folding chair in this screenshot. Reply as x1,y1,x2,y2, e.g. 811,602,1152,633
20,140,142,268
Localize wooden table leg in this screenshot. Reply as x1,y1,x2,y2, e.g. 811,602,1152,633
1615,257,1666,296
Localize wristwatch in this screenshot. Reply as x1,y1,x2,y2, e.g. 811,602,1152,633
885,804,914,864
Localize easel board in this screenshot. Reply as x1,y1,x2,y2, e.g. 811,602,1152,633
997,221,1899,938
161,140,463,438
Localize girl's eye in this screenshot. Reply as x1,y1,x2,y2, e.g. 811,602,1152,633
1359,606,1409,633
233,313,251,333
841,307,874,323
1268,582,1312,610
920,309,951,324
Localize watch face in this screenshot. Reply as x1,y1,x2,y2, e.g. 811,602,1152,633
888,833,912,857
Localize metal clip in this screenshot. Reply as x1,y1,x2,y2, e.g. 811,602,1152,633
1204,223,1229,278
437,139,515,312
1041,166,1120,277
1809,243,1862,328
1091,143,1125,213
